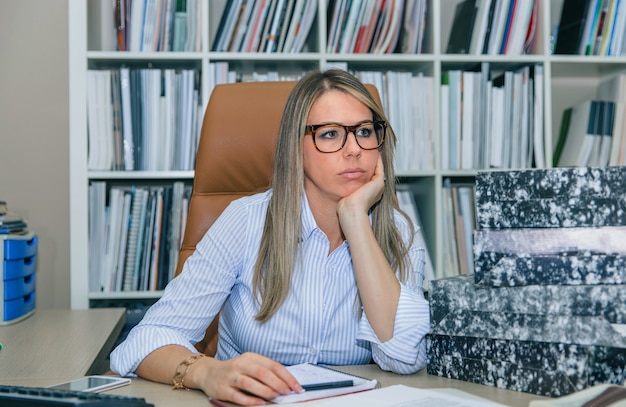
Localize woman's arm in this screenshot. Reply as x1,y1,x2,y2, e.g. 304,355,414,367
337,157,400,341
136,345,302,406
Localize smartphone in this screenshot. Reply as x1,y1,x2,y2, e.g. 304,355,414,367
47,375,131,393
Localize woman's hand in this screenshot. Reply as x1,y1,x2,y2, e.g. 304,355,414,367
195,352,302,406
337,155,385,223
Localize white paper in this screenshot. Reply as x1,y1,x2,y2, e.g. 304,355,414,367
296,384,509,407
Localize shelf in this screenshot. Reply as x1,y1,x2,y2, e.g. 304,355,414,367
70,0,626,308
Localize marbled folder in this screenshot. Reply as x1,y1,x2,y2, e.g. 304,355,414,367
429,275,626,328
427,310,626,397
473,227,626,287
475,167,626,229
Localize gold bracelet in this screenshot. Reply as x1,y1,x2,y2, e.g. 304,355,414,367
172,353,206,390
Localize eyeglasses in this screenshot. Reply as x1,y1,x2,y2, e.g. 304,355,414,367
304,120,386,153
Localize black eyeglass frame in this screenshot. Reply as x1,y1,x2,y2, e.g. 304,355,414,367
304,120,387,153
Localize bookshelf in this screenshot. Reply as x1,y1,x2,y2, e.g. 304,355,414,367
69,0,626,309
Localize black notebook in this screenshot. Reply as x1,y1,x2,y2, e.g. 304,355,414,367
446,0,478,54
554,0,593,54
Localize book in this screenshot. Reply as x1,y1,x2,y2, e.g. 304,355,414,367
442,180,461,278
557,99,598,167
264,0,288,52
212,0,243,52
290,0,317,52
597,100,615,166
487,0,511,54
532,63,544,168
119,67,135,170
475,167,626,229
88,182,106,292
0,212,26,228
474,226,626,287
505,0,534,55
498,0,517,54
579,0,602,55
480,0,501,53
609,0,626,55
230,0,258,51
469,0,493,54
446,0,478,54
280,0,304,52
610,101,626,165
270,363,378,404
597,0,618,55
552,106,572,167
529,384,626,407
110,69,124,170
440,74,450,169
396,189,435,288
258,0,279,52
275,0,296,52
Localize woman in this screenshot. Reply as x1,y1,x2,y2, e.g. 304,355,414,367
110,69,430,406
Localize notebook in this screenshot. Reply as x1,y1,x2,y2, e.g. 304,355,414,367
271,363,378,404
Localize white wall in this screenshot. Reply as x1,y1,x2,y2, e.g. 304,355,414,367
0,0,71,309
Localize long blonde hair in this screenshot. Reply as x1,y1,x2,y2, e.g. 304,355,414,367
253,69,415,322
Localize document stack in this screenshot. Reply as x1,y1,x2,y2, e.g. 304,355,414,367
0,200,37,324
427,167,626,397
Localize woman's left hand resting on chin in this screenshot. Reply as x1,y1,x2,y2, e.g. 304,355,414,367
137,346,302,406
336,155,385,222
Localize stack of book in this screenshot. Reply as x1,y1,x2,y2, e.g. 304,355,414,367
554,0,626,56
0,201,28,235
88,182,192,293
446,0,538,55
212,0,318,53
427,167,626,397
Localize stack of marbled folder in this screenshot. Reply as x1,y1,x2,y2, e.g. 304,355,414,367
427,167,626,397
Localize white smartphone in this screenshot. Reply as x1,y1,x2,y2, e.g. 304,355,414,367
47,375,131,393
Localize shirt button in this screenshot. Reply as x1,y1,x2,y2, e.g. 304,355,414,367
308,347,316,355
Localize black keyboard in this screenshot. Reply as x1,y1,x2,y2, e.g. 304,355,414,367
0,384,155,406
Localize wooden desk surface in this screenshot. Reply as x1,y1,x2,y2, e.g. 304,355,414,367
0,308,125,379
0,308,548,406
0,366,548,407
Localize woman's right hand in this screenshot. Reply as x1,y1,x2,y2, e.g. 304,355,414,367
194,352,303,406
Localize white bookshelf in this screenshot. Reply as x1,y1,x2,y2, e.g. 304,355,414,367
69,0,626,308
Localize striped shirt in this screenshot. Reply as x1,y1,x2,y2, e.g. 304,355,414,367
110,190,430,376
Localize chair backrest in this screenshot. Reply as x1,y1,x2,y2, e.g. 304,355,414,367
176,80,382,356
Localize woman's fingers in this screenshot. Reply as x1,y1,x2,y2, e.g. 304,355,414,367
210,353,301,405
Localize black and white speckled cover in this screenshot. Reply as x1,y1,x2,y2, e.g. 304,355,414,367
429,274,626,327
427,276,626,396
427,330,626,397
475,167,626,229
473,227,626,286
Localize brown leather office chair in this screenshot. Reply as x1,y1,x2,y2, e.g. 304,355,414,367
175,80,382,357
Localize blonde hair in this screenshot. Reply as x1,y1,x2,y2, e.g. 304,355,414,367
253,69,415,322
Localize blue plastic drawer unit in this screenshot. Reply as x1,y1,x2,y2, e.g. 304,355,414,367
1,232,37,324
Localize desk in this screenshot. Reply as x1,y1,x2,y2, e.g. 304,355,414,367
0,308,125,379
0,308,548,406
1,366,548,407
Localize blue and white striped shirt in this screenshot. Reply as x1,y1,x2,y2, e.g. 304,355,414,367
110,190,430,376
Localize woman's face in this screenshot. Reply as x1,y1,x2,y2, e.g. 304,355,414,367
303,90,380,204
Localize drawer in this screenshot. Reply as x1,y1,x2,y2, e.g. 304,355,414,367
3,270,35,301
3,291,35,322
3,235,37,260
3,255,36,280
